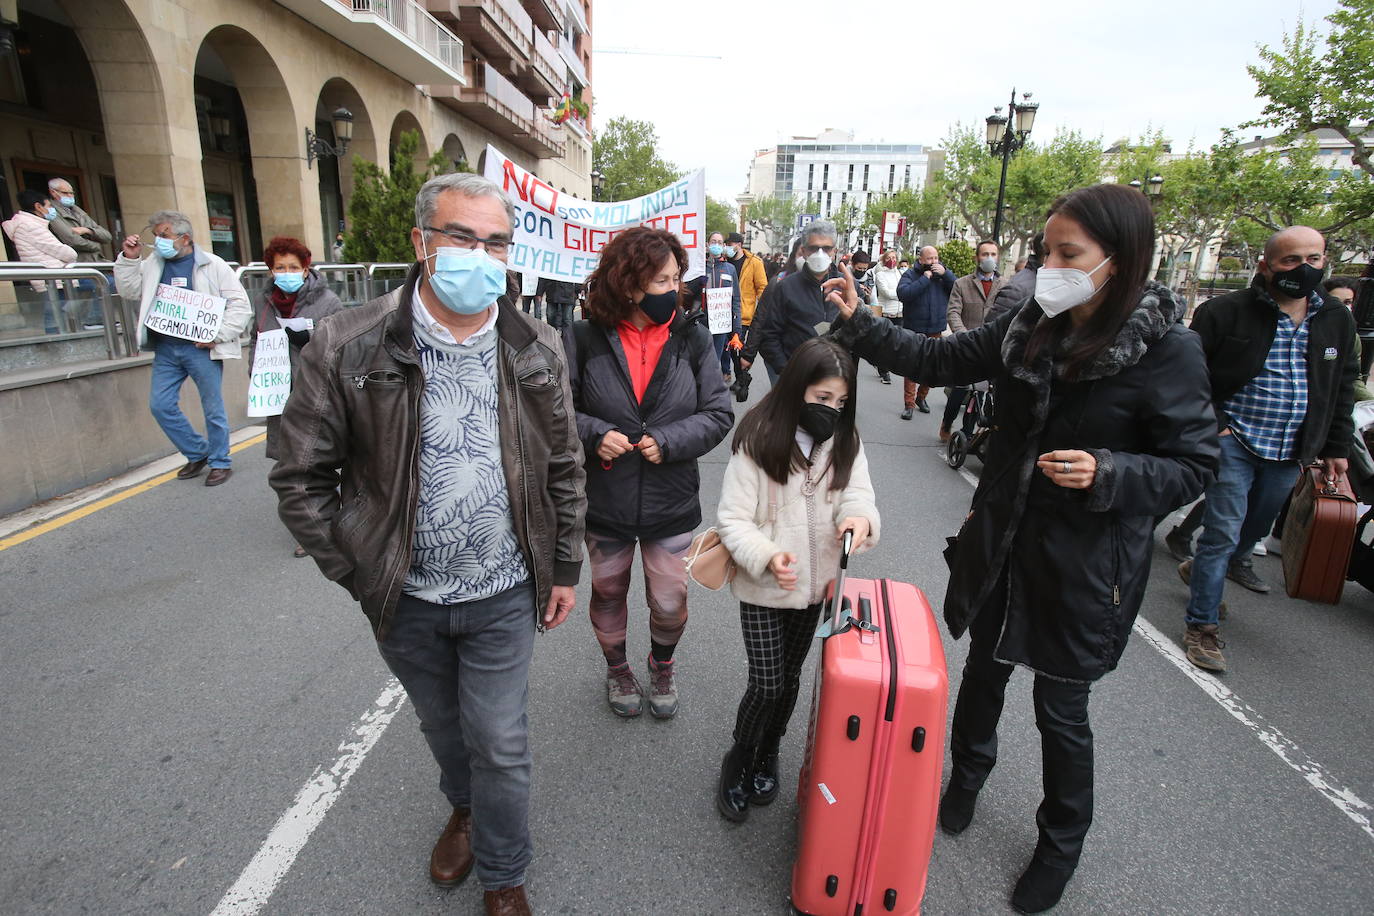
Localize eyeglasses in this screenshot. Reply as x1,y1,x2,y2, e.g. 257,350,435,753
802,244,835,255
425,225,511,256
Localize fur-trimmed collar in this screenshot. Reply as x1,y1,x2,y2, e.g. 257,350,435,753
1001,282,1184,385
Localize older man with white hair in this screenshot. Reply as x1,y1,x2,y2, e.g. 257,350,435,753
753,218,843,377
114,209,251,486
270,173,585,916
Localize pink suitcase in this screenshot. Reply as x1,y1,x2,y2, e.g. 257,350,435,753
792,535,949,916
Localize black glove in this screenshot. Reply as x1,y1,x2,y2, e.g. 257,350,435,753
284,327,311,348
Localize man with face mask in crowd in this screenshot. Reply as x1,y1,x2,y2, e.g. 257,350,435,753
1179,226,1355,674
754,220,843,378
939,240,1008,440
896,245,956,419
271,173,585,916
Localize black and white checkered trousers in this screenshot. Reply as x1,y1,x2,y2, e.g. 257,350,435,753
732,601,824,747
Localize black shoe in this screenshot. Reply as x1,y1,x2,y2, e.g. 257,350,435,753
1227,560,1271,594
176,458,208,480
716,742,754,822
915,398,930,414
748,742,781,806
1164,525,1194,562
1011,858,1076,913
938,785,979,835
900,407,914,421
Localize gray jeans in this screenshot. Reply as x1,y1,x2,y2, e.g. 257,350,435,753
379,583,537,889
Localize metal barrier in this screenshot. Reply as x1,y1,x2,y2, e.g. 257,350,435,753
0,266,125,358
366,263,412,301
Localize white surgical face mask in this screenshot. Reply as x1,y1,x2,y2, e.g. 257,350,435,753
1034,256,1112,318
806,249,833,273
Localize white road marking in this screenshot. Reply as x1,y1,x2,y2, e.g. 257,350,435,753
209,678,409,915
953,468,1374,842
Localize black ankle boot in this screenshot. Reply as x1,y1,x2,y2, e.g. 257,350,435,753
716,742,754,822
1011,857,1076,913
938,784,979,835
748,741,781,805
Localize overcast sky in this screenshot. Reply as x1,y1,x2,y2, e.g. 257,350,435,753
590,0,1342,204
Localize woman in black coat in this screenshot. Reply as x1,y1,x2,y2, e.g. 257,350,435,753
826,184,1219,913
563,227,733,721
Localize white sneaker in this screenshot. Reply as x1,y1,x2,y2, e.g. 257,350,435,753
1252,542,1267,556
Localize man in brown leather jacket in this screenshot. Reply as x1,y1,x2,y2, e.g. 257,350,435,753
269,173,585,916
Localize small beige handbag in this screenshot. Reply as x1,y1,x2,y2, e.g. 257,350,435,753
686,479,779,590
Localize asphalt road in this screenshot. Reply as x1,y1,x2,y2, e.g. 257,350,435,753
2,366,1372,916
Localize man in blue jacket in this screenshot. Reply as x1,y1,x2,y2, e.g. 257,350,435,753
896,245,956,419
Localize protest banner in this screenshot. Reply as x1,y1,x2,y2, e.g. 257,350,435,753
706,287,733,334
144,283,226,344
246,329,291,417
483,144,705,285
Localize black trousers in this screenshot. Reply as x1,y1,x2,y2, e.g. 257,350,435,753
732,602,823,747
948,590,1094,868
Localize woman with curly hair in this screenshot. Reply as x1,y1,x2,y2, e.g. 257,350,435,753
563,227,734,718
252,236,344,556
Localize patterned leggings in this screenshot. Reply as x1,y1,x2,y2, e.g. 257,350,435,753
585,531,692,666
732,602,823,747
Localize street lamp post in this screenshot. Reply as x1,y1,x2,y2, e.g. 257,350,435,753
305,107,355,169
736,192,755,236
590,169,604,201
985,89,1039,245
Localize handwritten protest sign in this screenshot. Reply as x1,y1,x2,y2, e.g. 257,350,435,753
144,283,226,344
246,328,291,417
706,287,733,334
484,144,705,285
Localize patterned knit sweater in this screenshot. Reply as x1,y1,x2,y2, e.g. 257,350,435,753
403,321,530,604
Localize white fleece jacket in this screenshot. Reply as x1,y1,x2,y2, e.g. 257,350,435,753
716,439,881,609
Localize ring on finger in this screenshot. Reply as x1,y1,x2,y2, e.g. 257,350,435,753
1061,460,1072,474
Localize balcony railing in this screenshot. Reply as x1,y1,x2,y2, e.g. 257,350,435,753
350,0,463,73
527,28,566,99
478,61,535,121
558,32,587,88
562,0,588,36
523,0,565,32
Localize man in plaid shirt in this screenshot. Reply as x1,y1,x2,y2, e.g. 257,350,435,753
1179,227,1356,672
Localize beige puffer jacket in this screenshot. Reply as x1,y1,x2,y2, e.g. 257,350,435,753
716,439,880,610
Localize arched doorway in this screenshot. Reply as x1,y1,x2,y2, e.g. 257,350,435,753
315,78,377,252
441,134,469,173
388,110,429,173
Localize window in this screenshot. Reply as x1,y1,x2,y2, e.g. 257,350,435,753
848,164,854,189
808,163,815,190
823,164,829,189
904,165,912,188
889,164,896,189
863,164,869,190
826,192,833,213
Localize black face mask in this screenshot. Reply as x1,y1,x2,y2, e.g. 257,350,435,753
638,290,679,325
851,266,869,278
799,402,841,443
1270,262,1324,300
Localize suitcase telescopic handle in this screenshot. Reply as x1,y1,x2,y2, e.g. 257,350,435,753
829,529,854,623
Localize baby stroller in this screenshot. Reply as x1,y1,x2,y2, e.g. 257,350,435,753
946,380,994,470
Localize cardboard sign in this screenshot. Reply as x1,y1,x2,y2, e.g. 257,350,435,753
144,283,225,344
706,287,733,334
246,328,291,417
484,144,705,284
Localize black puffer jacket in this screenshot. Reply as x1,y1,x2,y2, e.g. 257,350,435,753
833,283,1219,682
755,267,840,375
564,314,734,540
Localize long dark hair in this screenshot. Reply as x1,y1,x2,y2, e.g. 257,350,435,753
1025,184,1155,377
732,337,860,489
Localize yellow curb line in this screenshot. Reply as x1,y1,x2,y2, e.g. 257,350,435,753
0,432,267,553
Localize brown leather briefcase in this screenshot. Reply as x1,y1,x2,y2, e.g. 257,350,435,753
1281,466,1359,604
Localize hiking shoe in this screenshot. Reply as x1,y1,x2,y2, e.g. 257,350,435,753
1165,525,1194,562
1227,560,1270,594
915,398,930,413
645,655,678,719
900,407,914,421
1183,624,1227,673
1178,559,1228,620
606,663,643,717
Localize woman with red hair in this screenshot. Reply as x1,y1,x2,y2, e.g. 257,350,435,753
252,236,344,556
563,227,734,718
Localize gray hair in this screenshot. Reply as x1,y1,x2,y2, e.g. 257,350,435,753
415,173,515,233
148,209,193,238
804,219,838,245
47,177,72,194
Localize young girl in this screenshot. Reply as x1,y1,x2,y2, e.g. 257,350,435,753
713,336,881,822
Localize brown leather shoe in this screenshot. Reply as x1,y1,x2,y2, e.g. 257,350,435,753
176,458,208,479
429,807,474,887
204,468,232,487
484,885,531,916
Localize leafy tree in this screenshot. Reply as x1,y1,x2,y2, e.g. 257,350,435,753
1106,129,1172,188
346,130,451,262
864,185,947,252
1232,139,1374,236
937,239,975,278
591,116,684,199
1151,138,1248,301
744,194,804,254
1246,0,1374,178
705,197,736,238
832,199,862,251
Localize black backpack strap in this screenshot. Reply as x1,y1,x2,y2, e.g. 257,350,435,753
571,319,593,379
